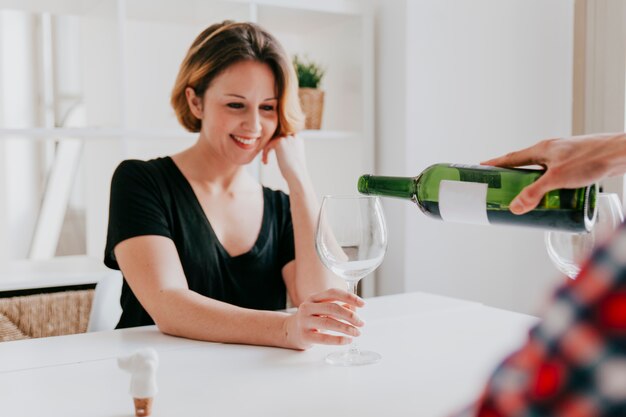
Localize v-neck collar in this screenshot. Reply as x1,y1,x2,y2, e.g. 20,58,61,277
164,156,269,260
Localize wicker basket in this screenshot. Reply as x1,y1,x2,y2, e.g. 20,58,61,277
0,289,94,342
298,88,324,130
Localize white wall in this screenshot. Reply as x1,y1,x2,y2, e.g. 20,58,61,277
83,15,198,258
583,0,626,198
0,11,41,261
584,0,626,134
374,0,408,296
81,10,124,258
375,0,575,314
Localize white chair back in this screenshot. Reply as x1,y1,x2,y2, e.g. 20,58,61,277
87,271,123,332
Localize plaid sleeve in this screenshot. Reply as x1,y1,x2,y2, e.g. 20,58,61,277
452,222,626,417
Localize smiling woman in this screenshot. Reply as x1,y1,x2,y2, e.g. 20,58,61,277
104,21,362,351
170,22,302,137
183,60,279,166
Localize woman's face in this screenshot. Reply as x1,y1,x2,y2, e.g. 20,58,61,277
194,60,279,165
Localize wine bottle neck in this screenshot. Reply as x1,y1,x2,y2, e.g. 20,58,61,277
358,175,417,200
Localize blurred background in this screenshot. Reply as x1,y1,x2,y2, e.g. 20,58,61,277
0,0,624,318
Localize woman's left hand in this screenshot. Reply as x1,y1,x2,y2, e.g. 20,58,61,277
262,134,308,184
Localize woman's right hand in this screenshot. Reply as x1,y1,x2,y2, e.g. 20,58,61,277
261,134,309,186
283,288,365,351
482,133,626,214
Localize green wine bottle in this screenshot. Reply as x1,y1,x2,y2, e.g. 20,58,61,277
358,163,597,232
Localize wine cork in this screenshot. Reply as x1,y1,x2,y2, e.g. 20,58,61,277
133,397,153,417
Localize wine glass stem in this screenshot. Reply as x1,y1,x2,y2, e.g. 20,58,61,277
346,280,360,356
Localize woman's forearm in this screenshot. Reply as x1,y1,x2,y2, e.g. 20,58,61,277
153,288,294,348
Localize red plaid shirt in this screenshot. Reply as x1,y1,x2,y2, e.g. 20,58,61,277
455,222,626,417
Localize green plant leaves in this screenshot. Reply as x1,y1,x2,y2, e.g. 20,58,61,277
293,55,325,89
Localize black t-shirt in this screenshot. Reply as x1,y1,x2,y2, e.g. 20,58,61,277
104,157,295,329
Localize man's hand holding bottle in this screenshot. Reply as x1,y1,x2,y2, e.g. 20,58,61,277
482,133,626,214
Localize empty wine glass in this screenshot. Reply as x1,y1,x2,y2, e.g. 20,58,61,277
315,195,387,366
545,193,623,279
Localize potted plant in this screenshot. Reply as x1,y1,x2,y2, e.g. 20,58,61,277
293,55,325,130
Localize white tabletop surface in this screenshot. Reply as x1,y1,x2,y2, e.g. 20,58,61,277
0,292,538,417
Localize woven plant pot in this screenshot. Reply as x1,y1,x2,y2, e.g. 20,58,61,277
298,88,324,130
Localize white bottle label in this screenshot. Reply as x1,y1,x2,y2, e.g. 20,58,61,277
438,180,490,225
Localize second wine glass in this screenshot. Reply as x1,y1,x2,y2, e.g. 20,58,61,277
315,195,387,366
545,192,623,279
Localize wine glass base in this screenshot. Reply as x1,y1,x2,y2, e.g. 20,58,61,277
325,350,381,366
562,266,580,280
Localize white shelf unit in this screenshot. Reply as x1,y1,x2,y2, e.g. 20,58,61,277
0,0,375,293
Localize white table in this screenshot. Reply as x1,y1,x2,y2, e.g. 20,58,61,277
0,292,538,417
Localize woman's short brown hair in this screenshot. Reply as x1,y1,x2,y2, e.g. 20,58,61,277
171,21,304,135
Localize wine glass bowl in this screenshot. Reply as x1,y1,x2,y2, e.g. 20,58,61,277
545,193,623,279
315,195,387,366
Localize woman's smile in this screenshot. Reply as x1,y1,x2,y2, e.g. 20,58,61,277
230,134,260,149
